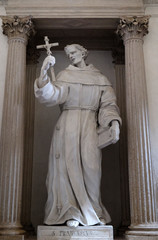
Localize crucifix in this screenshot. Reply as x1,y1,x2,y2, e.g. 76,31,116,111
36,36,59,55
36,36,59,81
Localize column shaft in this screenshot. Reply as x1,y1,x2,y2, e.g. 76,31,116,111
0,16,34,236
21,63,36,233
0,37,26,234
115,64,130,230
117,16,158,239
125,37,155,225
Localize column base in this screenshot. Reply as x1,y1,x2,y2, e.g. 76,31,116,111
125,223,158,240
0,236,24,240
38,225,113,240
0,229,26,235
0,224,26,235
125,235,158,240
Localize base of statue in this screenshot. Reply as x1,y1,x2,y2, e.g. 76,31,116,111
37,225,113,240
0,236,24,240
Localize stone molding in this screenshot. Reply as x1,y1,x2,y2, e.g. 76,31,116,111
1,16,35,40
116,16,150,42
37,225,113,240
4,0,145,18
144,0,158,4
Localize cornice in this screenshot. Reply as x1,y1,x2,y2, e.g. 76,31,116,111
144,0,158,4
4,0,145,18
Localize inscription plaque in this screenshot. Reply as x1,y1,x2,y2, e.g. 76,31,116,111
38,225,113,240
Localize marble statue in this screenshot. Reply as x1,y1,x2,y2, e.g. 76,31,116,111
34,44,121,228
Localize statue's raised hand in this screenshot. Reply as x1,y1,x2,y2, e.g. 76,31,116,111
38,56,56,88
110,120,120,144
41,55,56,72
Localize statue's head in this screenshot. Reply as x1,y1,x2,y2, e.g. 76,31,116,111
64,44,88,66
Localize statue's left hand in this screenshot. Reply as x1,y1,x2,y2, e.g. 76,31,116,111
110,120,120,144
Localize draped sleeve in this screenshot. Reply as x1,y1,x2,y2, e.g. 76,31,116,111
34,79,69,107
98,86,122,129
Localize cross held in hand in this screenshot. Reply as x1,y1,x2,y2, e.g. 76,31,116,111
36,36,59,56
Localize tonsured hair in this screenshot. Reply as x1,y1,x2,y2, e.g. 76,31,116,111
64,44,88,60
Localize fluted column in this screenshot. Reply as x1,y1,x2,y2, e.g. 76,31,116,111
21,46,39,234
112,48,130,234
117,16,158,239
0,16,34,237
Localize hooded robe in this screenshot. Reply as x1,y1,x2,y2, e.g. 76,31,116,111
34,64,121,226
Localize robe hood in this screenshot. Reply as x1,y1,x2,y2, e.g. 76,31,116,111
56,64,111,86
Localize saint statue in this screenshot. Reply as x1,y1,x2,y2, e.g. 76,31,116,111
34,44,121,228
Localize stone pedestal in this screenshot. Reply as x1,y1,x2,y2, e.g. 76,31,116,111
117,16,158,240
37,225,113,240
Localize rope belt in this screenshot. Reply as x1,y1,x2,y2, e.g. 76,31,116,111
62,106,97,111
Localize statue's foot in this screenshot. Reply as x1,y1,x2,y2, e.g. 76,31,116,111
66,219,79,228
99,218,106,225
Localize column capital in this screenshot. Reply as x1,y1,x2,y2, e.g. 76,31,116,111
1,15,35,41
116,16,150,42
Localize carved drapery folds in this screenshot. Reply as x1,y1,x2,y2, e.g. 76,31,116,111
117,16,158,239
0,16,35,237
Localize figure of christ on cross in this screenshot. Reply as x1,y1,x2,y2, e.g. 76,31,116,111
36,36,59,56
36,36,59,85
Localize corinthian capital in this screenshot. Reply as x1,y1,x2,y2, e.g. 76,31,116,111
116,16,150,42
1,15,35,39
